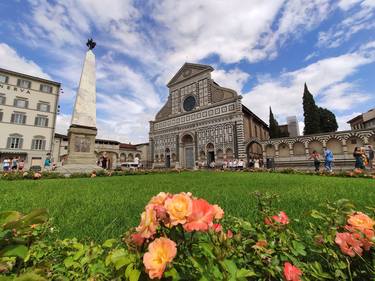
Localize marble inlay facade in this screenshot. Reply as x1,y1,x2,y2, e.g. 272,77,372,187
149,63,269,168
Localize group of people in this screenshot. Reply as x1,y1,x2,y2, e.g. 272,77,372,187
198,157,264,170
2,157,25,172
309,145,374,172
353,146,374,170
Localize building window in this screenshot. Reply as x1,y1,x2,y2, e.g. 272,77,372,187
11,112,26,124
32,137,46,150
0,110,3,121
14,98,28,108
37,102,50,112
7,134,23,149
40,84,52,93
35,115,49,127
17,79,31,89
0,95,5,105
0,74,8,84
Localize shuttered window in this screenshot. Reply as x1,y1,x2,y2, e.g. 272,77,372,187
0,95,5,105
0,75,8,84
14,98,28,108
7,135,23,149
31,138,46,150
40,84,52,93
37,102,50,112
11,112,26,124
17,79,31,89
34,116,48,127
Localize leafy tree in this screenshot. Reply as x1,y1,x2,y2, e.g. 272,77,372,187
319,107,338,133
303,83,321,135
269,107,280,138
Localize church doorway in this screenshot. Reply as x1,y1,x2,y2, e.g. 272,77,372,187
206,143,215,165
247,141,263,160
182,134,194,168
165,148,171,168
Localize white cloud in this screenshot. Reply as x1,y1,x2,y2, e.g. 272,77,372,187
242,43,375,128
55,113,71,135
318,0,375,48
0,43,51,79
211,68,250,93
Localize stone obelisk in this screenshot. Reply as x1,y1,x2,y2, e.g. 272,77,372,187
66,39,98,167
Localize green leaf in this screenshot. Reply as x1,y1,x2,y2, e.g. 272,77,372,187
103,238,117,248
164,268,180,280
0,244,28,259
292,241,306,256
0,211,21,226
199,242,215,259
236,268,256,278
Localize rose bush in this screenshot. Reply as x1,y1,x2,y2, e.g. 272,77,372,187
0,192,374,280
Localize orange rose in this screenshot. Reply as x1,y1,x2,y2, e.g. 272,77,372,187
348,212,374,232
136,204,158,238
143,237,177,279
335,232,363,257
184,199,215,232
283,262,302,281
164,193,192,226
212,204,224,220
149,192,171,206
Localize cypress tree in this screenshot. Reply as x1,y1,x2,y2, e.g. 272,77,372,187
269,107,284,138
319,107,338,132
303,83,321,135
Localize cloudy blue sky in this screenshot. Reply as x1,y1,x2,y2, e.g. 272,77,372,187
0,0,374,143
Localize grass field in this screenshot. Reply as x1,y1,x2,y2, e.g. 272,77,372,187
0,171,374,241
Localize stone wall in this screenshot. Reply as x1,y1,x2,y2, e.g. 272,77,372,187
260,129,375,170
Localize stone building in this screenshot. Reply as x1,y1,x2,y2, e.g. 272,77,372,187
347,108,375,130
53,133,149,169
149,63,269,168
261,128,375,169
0,68,60,169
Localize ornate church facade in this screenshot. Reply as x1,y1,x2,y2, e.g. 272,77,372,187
149,63,269,168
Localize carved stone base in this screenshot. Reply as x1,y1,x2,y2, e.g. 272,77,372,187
66,125,97,165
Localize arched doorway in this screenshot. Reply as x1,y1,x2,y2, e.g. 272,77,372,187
206,143,215,165
182,134,194,168
165,148,171,168
247,141,262,159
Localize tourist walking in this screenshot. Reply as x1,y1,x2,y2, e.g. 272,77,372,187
11,157,19,171
353,147,365,170
323,148,334,172
2,157,10,172
44,158,51,171
309,150,321,172
18,159,25,172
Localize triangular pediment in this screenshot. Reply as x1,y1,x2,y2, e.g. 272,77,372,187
167,63,214,87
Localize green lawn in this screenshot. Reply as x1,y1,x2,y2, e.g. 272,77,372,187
0,171,374,241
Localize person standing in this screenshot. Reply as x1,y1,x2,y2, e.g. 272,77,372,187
18,159,25,172
238,159,244,170
11,157,18,171
323,148,334,172
309,150,321,172
3,158,10,172
254,157,260,169
366,145,374,169
44,157,51,171
353,147,364,170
